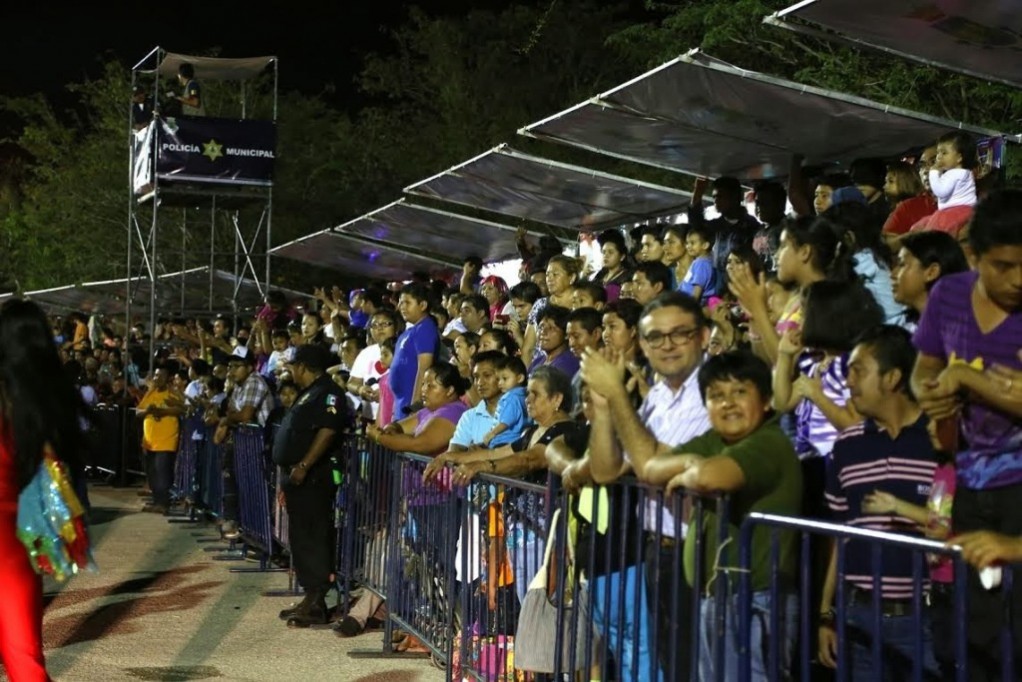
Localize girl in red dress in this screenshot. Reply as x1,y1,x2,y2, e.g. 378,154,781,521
0,299,88,681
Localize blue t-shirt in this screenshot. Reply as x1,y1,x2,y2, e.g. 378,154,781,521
492,385,530,447
389,316,440,418
678,255,718,303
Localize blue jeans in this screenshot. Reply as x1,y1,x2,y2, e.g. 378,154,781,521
699,590,798,682
844,603,941,680
591,564,663,682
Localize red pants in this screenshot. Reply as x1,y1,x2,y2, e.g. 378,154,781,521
0,511,49,681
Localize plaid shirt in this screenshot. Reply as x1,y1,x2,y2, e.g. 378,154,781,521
228,372,273,427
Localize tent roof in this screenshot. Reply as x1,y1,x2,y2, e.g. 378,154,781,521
403,145,695,230
15,268,303,318
336,200,526,264
520,49,1016,182
270,230,460,281
768,1,1022,90
145,51,276,81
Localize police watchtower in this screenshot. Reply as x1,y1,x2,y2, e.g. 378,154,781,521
127,48,278,353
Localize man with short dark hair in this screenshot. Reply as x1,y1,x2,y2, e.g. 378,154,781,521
820,325,939,678
583,292,713,680
274,344,353,627
174,62,205,116
689,176,762,274
459,294,491,334
391,283,440,418
911,189,1022,678
631,261,673,306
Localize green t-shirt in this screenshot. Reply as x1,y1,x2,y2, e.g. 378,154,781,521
675,415,802,592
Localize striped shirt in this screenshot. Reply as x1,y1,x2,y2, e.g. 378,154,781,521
913,270,1022,489
825,416,938,599
794,352,850,460
626,368,711,538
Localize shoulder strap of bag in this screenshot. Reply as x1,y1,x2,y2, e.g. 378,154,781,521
526,507,561,592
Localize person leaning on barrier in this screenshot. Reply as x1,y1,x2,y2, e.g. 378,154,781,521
656,350,802,682
546,383,651,682
272,344,353,628
581,291,712,681
910,189,1022,680
216,345,273,540
817,325,941,679
365,361,468,456
426,365,576,487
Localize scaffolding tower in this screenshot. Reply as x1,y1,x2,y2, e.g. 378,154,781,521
127,47,278,359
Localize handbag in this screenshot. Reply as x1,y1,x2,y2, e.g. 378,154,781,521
513,508,592,673
16,448,95,582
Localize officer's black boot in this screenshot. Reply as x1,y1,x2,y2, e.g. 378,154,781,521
278,591,317,621
286,589,328,628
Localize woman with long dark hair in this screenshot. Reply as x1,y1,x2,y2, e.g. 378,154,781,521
0,299,87,680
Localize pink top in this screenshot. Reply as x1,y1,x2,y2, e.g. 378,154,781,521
927,463,955,583
377,370,395,427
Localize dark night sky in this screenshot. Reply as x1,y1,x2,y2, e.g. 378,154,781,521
0,2,517,107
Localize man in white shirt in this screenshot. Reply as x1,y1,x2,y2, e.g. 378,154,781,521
583,291,712,681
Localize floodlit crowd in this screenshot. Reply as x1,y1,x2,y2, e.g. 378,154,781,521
53,132,1022,680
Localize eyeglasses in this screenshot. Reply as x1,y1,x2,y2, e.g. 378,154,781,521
642,326,701,349
370,322,394,329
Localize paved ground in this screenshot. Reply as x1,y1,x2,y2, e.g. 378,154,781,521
24,482,445,682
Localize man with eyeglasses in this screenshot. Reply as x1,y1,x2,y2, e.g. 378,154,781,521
582,291,712,681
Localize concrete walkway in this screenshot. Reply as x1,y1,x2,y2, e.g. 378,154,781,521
32,483,445,682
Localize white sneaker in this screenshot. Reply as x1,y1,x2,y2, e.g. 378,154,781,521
221,521,240,539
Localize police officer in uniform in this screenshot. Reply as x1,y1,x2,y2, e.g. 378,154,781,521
273,344,352,627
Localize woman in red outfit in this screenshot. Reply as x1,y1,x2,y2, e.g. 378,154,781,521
0,299,87,681
881,160,937,238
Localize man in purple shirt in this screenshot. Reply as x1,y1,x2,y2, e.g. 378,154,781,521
911,189,1022,678
390,283,440,418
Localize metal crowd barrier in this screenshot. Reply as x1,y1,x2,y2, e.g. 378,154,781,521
452,471,547,682
387,451,460,662
736,512,1019,682
89,404,145,481
232,424,279,569
170,415,205,517
337,435,394,623
332,443,732,681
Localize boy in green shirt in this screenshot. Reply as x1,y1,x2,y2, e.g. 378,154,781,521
641,350,802,681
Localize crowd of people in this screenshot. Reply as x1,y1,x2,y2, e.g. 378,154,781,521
40,133,1022,680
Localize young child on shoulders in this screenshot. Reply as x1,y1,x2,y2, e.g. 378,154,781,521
482,356,531,447
910,130,977,237
679,224,720,306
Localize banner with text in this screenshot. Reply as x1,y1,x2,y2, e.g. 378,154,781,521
153,117,276,187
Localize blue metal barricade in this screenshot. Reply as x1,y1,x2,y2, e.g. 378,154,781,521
736,512,1019,682
533,478,726,682
171,415,204,512
233,424,276,565
196,429,224,519
387,451,460,663
452,472,547,682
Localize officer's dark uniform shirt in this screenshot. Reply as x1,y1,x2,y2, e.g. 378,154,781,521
272,374,352,469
